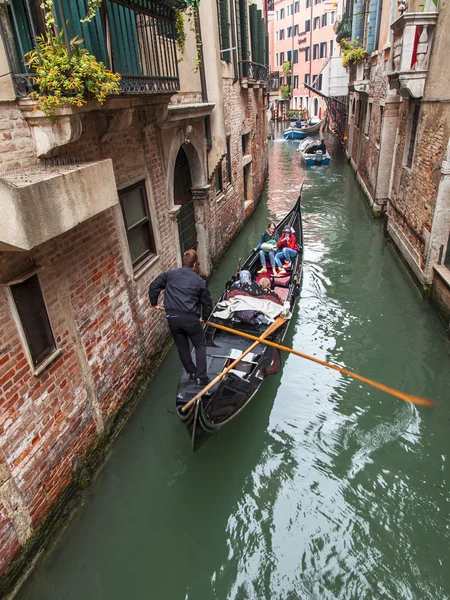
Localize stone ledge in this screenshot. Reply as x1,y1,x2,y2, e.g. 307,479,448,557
433,265,450,288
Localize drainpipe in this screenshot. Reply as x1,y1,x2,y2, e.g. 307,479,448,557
195,7,212,155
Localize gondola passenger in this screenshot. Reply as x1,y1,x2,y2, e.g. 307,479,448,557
274,226,299,274
254,222,279,276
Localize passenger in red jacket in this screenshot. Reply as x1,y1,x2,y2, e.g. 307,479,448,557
274,226,299,274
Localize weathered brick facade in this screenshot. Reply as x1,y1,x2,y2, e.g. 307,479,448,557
346,0,450,324
0,0,268,588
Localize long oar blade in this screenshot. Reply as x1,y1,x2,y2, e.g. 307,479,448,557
204,320,434,408
181,316,286,413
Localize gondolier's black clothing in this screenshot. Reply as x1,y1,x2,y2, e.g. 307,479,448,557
149,267,212,320
149,267,213,378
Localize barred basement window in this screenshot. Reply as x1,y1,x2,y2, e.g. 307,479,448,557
226,136,232,185
9,271,56,369
119,181,156,270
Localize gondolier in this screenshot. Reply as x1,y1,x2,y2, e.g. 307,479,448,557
149,249,213,386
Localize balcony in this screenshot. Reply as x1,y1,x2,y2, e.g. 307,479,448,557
0,160,118,251
6,0,181,100
239,61,269,88
387,12,438,99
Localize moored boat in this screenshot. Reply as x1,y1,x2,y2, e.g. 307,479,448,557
283,117,321,140
297,136,331,165
175,191,304,450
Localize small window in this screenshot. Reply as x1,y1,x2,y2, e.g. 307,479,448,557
305,19,310,32
279,29,284,40
305,47,310,62
287,4,290,16
306,0,310,8
215,162,223,195
365,103,372,135
294,24,299,35
119,181,156,269
276,52,278,66
331,11,335,24
276,31,278,41
280,51,284,64
313,16,320,29
226,136,232,185
280,7,284,18
320,41,327,58
330,39,334,57
10,272,56,368
293,49,298,64
287,50,292,61
321,13,327,26
242,132,250,154
294,74,299,88
276,10,278,19
294,1,299,11
405,102,420,168
279,75,284,86
304,73,310,85
287,26,292,38
313,44,319,59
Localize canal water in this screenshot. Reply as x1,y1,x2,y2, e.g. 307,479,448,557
17,133,450,600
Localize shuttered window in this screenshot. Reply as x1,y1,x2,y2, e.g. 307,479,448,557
217,0,231,62
236,0,249,76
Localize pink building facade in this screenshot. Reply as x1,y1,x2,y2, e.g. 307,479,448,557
268,0,338,117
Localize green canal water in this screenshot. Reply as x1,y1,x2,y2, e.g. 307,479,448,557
17,134,450,600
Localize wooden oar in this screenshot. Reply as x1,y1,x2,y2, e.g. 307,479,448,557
202,320,434,408
180,316,287,413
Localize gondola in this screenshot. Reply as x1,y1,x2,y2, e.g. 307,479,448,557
174,189,304,451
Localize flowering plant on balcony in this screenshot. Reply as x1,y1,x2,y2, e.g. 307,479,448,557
280,84,292,99
24,0,120,118
282,61,292,75
339,39,367,68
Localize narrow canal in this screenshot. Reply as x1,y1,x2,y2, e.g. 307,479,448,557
17,133,450,600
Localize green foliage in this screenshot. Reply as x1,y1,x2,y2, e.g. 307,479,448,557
25,31,121,118
280,84,292,99
175,10,186,54
183,0,200,6
282,60,292,75
80,0,103,24
340,39,367,68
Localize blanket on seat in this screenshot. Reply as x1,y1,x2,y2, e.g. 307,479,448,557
213,295,291,321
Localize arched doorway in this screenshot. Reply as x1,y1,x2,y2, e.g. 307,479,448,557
313,98,319,117
174,147,197,254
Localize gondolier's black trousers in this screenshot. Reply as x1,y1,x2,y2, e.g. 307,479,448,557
167,315,207,379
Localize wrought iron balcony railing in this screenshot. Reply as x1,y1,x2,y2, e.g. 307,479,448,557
7,0,180,99
387,12,438,99
239,60,269,85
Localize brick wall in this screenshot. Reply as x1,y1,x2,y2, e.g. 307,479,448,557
0,76,268,585
0,103,36,170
